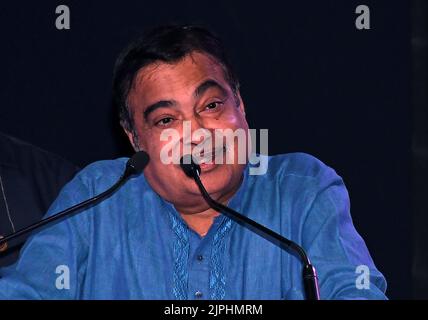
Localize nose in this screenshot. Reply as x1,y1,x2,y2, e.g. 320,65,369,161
182,115,211,144
180,115,213,157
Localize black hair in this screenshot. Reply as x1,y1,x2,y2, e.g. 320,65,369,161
112,24,240,137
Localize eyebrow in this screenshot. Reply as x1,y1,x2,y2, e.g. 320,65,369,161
143,100,177,120
143,79,229,120
194,79,228,98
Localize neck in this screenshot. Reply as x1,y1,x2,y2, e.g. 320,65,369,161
179,207,221,237
176,185,238,237
175,173,244,237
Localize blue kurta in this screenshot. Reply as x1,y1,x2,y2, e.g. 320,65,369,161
0,153,387,299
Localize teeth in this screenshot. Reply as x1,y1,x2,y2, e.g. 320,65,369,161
195,147,225,164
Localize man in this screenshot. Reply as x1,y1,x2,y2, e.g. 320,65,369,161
0,25,387,299
0,132,79,267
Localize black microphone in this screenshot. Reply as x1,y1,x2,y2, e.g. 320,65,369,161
180,154,320,300
0,151,150,251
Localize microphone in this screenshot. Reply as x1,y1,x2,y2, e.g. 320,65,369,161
180,154,320,300
0,151,150,251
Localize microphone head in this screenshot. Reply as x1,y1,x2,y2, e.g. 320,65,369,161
126,151,150,175
180,154,201,178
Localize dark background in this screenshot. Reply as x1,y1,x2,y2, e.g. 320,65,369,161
0,0,424,299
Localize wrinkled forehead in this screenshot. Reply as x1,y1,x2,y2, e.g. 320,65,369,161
129,52,230,100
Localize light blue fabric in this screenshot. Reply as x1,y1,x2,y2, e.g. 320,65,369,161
0,153,387,299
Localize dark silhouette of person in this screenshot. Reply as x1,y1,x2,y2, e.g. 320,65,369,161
0,132,79,267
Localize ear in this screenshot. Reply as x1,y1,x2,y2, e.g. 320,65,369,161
236,91,246,116
123,127,140,152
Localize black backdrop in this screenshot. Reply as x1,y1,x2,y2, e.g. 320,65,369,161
0,1,413,299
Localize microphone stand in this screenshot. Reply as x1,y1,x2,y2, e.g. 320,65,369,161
181,157,320,300
0,151,149,251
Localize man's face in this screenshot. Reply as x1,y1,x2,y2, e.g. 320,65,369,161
125,52,249,213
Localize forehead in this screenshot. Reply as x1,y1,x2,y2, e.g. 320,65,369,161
130,52,229,102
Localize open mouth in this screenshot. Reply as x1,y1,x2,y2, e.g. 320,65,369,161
191,146,227,172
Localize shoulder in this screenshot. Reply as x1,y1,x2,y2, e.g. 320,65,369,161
45,157,135,218
70,156,154,196
247,153,345,211
74,157,129,187
254,152,340,183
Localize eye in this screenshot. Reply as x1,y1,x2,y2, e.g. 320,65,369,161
155,117,174,127
204,101,223,112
